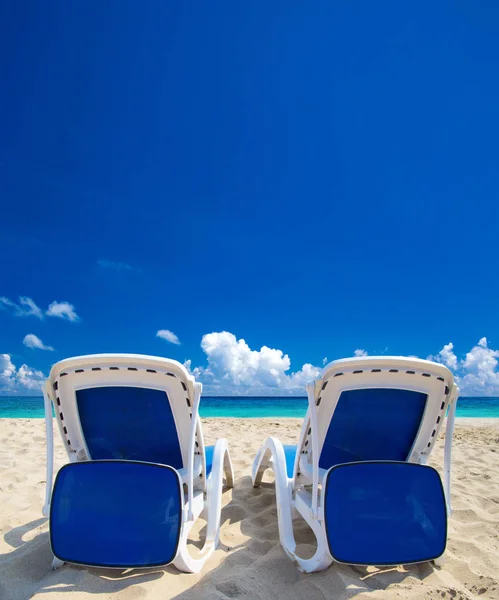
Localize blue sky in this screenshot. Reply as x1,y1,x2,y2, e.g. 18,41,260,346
1,2,499,395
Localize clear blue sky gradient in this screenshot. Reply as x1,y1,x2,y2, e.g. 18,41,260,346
1,2,499,377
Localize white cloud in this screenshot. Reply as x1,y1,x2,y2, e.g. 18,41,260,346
0,353,45,394
97,259,139,273
287,362,322,388
458,338,499,396
1,296,79,321
157,329,181,345
187,331,320,395
183,359,199,376
0,296,43,319
15,364,46,390
19,297,44,319
185,332,499,397
22,334,54,351
354,348,368,357
430,338,499,396
0,297,16,310
429,342,458,370
322,357,328,365
0,354,15,379
46,301,79,322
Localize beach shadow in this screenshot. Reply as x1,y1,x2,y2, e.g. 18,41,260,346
33,565,170,596
3,517,47,549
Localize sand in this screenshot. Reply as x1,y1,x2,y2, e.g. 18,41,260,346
1,417,498,600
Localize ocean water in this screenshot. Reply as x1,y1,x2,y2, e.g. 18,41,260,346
1,395,499,419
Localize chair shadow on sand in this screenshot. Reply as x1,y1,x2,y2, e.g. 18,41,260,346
1,476,438,600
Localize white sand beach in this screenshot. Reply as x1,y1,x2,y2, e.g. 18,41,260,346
1,418,498,600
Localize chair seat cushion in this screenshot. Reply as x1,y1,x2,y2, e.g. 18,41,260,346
324,461,447,566
50,460,182,568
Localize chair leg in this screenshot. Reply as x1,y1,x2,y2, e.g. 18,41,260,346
51,557,65,570
434,555,445,568
252,437,333,573
223,444,234,489
252,445,273,487
174,438,232,573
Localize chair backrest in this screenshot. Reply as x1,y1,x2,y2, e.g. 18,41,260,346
47,354,203,470
297,356,458,475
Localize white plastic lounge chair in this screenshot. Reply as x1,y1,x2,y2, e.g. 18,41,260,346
252,356,459,573
43,354,234,573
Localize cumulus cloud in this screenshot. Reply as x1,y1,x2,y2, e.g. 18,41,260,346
1,296,79,321
46,301,79,321
457,338,499,396
354,348,368,357
187,331,320,395
22,334,54,351
0,354,15,380
429,342,458,370
430,338,499,396
183,359,197,375
287,362,322,388
0,353,45,394
97,259,140,273
0,296,43,319
16,364,46,390
157,329,181,345
185,332,499,397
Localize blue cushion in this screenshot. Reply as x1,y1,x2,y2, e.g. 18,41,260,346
76,386,183,469
324,462,447,565
204,445,214,477
50,460,182,568
283,445,297,478
319,388,428,469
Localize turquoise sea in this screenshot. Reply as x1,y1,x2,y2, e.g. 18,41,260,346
1,395,499,419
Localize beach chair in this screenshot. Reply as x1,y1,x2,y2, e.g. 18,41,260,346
43,354,234,573
252,356,459,573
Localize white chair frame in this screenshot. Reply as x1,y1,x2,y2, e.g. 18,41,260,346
252,356,459,573
43,354,234,573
